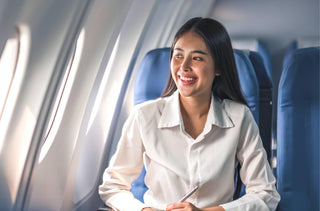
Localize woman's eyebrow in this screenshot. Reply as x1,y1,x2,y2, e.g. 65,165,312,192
192,50,208,55
174,48,208,55
174,47,184,52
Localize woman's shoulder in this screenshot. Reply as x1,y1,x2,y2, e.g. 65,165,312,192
133,96,169,114
222,98,251,119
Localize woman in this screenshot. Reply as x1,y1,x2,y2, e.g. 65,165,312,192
99,17,280,211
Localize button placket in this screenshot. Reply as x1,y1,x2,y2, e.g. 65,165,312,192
186,143,201,203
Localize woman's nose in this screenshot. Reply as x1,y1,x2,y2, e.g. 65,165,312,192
180,57,191,71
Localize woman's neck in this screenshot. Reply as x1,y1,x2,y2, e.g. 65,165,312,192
179,94,211,118
179,94,211,139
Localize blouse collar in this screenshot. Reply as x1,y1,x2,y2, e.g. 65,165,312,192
158,91,234,129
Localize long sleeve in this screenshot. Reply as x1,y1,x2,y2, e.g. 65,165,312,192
99,108,148,211
221,107,280,211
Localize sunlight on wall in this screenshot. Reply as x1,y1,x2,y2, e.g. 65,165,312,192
0,24,30,154
38,29,86,163
0,34,19,121
4,106,35,202
86,34,120,135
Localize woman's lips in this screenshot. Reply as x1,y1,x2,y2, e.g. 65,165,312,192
179,75,197,85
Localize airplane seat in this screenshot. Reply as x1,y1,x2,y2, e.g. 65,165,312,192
233,49,260,124
277,47,319,211
248,51,272,90
248,51,272,161
130,48,260,202
283,41,298,69
232,39,273,84
133,48,171,105
256,41,273,83
283,39,320,69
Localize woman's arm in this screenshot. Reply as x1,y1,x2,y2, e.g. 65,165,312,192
99,108,149,211
165,202,225,211
220,107,280,211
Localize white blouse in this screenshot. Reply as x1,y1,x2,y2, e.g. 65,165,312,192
99,91,280,211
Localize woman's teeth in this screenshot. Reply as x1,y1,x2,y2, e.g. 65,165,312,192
180,76,195,81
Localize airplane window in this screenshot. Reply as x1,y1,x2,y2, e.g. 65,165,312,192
39,29,85,163
0,32,19,121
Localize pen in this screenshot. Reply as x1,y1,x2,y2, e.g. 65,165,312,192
177,185,199,202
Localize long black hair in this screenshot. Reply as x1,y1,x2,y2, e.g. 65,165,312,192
161,17,247,105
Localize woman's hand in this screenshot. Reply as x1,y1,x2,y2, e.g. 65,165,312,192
166,202,201,211
165,202,225,211
142,208,155,211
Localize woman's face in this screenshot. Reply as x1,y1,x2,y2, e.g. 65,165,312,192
171,31,219,101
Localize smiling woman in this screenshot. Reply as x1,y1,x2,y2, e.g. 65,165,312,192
162,18,246,107
99,17,280,211
171,32,217,103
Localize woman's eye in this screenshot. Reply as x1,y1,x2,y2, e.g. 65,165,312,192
193,57,203,61
175,54,183,59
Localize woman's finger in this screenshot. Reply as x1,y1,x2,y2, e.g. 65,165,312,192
166,202,199,211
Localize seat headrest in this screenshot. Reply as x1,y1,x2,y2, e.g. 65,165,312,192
232,39,272,82
249,51,273,89
283,41,298,69
134,48,171,105
279,47,320,106
256,42,272,80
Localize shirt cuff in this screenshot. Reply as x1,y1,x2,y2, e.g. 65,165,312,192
219,194,269,211
220,200,240,211
106,192,148,211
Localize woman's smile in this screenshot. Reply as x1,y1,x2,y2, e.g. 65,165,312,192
178,75,198,84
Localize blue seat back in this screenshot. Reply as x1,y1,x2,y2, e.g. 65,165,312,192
232,40,272,83
283,41,298,69
248,51,272,90
248,51,272,161
131,48,260,202
277,47,319,211
233,49,260,124
134,48,171,105
256,42,273,83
